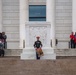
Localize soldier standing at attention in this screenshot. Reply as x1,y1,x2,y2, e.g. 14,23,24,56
34,36,42,60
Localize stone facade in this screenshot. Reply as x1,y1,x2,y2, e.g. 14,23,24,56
0,0,75,49
56,0,72,49
2,0,19,49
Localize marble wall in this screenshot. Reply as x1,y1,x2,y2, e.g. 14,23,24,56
29,0,46,5
1,0,72,49
55,0,72,48
2,0,19,49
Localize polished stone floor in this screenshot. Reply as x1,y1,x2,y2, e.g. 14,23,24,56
0,56,76,75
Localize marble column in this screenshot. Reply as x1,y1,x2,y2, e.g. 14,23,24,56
72,0,76,33
20,0,28,48
46,0,55,48
0,0,2,32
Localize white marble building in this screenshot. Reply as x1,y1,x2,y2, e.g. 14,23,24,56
0,0,76,50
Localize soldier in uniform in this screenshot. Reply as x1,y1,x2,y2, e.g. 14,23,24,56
34,36,42,60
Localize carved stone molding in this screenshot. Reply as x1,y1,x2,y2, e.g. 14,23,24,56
25,22,51,47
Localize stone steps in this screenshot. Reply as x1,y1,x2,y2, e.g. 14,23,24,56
21,47,56,60
55,48,76,56
4,49,22,56
22,47,54,54
4,48,76,57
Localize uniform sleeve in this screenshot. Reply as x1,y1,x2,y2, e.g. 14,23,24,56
40,41,42,47
34,41,36,48
5,35,7,39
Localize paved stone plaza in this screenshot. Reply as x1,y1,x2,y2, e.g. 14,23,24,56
0,57,76,75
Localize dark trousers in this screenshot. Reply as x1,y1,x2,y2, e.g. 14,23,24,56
4,42,7,49
36,52,40,60
0,50,4,57
70,39,74,48
74,43,76,48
